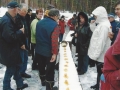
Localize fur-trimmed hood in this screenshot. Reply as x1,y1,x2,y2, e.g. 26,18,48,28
77,12,89,26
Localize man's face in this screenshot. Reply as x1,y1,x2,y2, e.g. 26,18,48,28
108,17,114,22
14,7,19,15
18,7,27,17
115,4,120,18
54,15,59,22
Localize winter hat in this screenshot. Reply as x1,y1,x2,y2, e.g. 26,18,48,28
108,13,115,18
61,15,65,19
7,1,19,8
73,14,76,17
47,4,55,10
48,8,60,17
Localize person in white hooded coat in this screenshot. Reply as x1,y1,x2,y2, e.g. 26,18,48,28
88,6,112,90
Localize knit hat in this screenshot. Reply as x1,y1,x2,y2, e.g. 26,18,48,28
48,8,60,17
73,14,76,17
7,1,19,8
108,13,115,18
47,4,55,10
61,15,65,18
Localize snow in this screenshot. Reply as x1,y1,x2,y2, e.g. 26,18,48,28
0,7,7,17
0,10,97,90
60,11,74,21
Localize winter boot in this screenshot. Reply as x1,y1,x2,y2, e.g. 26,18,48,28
52,86,58,90
39,75,46,86
17,83,28,90
91,63,103,89
46,80,54,90
90,77,100,89
90,84,99,89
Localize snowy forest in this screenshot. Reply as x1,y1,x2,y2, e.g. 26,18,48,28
0,0,120,13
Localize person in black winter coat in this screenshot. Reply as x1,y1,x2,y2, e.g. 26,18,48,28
75,12,92,75
0,1,28,90
16,3,31,78
25,8,33,55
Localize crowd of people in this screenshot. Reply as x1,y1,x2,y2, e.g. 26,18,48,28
0,1,120,90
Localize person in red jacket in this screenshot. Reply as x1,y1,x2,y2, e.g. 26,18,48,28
59,15,66,42
103,30,120,90
67,14,77,30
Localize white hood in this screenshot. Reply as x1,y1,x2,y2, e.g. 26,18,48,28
92,6,109,23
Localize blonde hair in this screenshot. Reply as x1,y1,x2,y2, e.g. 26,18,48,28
44,10,49,16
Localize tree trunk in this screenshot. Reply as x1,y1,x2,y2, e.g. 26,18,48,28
50,0,52,4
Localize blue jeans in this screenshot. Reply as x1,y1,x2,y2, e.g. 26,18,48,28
20,49,28,74
77,55,89,73
3,65,23,90
59,34,63,42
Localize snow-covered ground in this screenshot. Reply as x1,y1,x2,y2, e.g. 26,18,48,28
0,7,7,17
